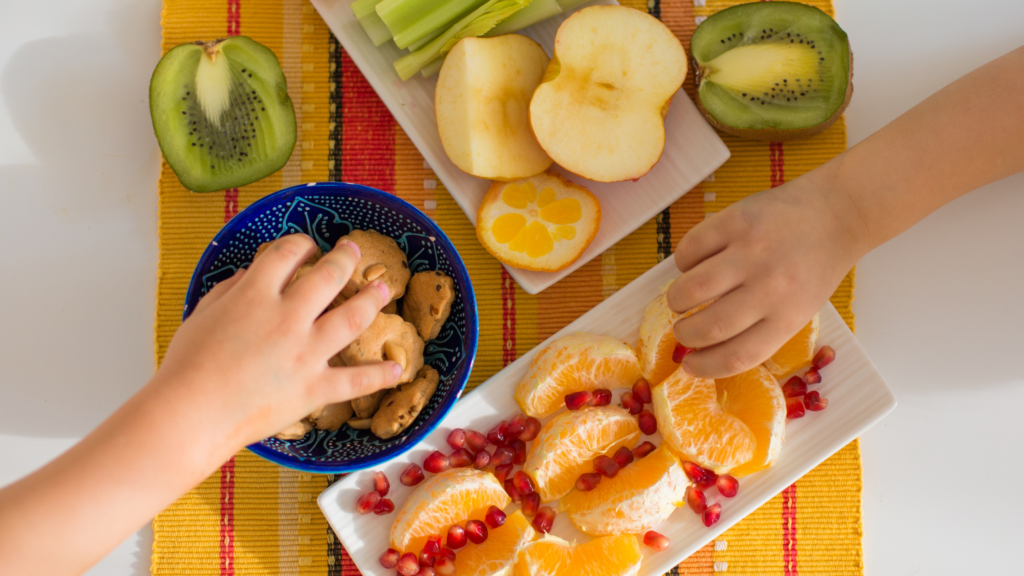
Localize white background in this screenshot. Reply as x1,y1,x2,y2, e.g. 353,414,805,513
0,0,1021,574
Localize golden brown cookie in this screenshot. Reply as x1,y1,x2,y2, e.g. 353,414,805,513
371,366,441,439
274,419,313,440
338,230,410,303
352,391,387,419
340,313,425,383
402,271,455,341
308,402,354,431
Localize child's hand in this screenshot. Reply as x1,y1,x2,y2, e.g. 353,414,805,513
152,233,401,449
666,173,866,378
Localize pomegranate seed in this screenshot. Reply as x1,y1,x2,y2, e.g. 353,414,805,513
620,391,643,415
613,446,634,469
356,491,380,514
487,421,508,445
565,390,593,410
506,414,526,440
449,448,474,468
782,376,807,398
786,396,806,419
638,410,658,435
685,485,708,514
632,379,653,404
633,441,656,459
446,524,467,549
374,498,395,515
465,429,489,453
803,368,822,385
447,429,466,450
672,343,693,363
492,444,515,467
532,506,556,533
419,552,436,567
804,391,828,411
485,505,507,528
401,463,426,486
494,463,514,484
474,449,491,469
643,530,670,551
372,471,390,496
716,474,738,498
575,472,602,492
504,479,521,503
424,535,442,555
593,455,620,478
812,345,836,370
398,553,420,576
521,492,541,516
465,519,488,544
513,439,527,465
520,417,542,441
418,567,437,576
434,557,456,576
702,503,722,527
380,548,401,569
513,471,535,495
682,461,717,489
592,388,613,406
424,450,450,473
438,547,456,561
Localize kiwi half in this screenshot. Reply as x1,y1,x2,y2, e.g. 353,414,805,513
692,2,852,141
150,37,296,192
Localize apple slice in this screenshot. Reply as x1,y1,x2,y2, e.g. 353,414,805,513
529,6,687,182
435,35,553,180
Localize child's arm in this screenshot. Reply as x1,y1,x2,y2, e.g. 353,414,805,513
669,45,1024,378
0,234,401,576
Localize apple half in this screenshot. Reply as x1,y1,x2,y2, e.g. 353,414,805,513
529,6,687,183
435,35,553,181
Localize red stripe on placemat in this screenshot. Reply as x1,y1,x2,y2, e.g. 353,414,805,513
339,545,362,576
227,0,240,36
224,189,240,222
341,50,396,192
219,456,236,576
782,482,798,576
501,267,516,366
769,142,785,188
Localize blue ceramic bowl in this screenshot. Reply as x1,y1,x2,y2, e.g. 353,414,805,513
184,182,478,473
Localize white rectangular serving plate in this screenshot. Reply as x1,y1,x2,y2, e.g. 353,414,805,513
319,257,897,576
310,0,731,294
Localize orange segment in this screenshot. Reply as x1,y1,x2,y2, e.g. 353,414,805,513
514,534,643,576
763,314,820,377
514,333,642,418
522,406,640,502
561,444,687,535
390,468,510,553
477,171,601,272
454,511,536,576
718,366,787,476
636,287,714,385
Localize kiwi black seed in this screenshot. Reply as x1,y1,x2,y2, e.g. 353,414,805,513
691,2,852,142
149,36,296,192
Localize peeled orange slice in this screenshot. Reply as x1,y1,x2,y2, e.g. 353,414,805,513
515,333,642,418
476,171,601,272
514,534,643,576
763,314,820,377
390,468,510,553
636,287,714,385
522,406,640,502
719,366,787,477
561,444,688,535
454,510,536,576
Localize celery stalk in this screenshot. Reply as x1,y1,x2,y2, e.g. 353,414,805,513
556,0,593,10
390,0,490,49
420,56,445,78
351,0,393,46
485,0,561,36
407,27,445,52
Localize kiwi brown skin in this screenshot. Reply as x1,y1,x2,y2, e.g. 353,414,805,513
697,48,854,142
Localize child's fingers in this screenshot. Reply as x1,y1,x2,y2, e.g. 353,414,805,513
317,361,403,405
244,234,319,293
284,240,361,319
310,280,390,359
673,213,732,273
681,319,789,379
666,251,745,315
672,286,765,349
192,269,247,314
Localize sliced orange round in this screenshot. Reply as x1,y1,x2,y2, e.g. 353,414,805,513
636,288,715,386
454,510,535,576
720,366,787,477
763,314,820,377
514,534,642,576
561,444,687,535
514,333,642,418
476,171,601,272
522,406,640,502
390,468,510,553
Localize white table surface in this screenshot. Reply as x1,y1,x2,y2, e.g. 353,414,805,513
1,0,1021,574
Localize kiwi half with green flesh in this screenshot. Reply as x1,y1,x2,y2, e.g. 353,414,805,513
150,37,296,192
692,2,852,142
